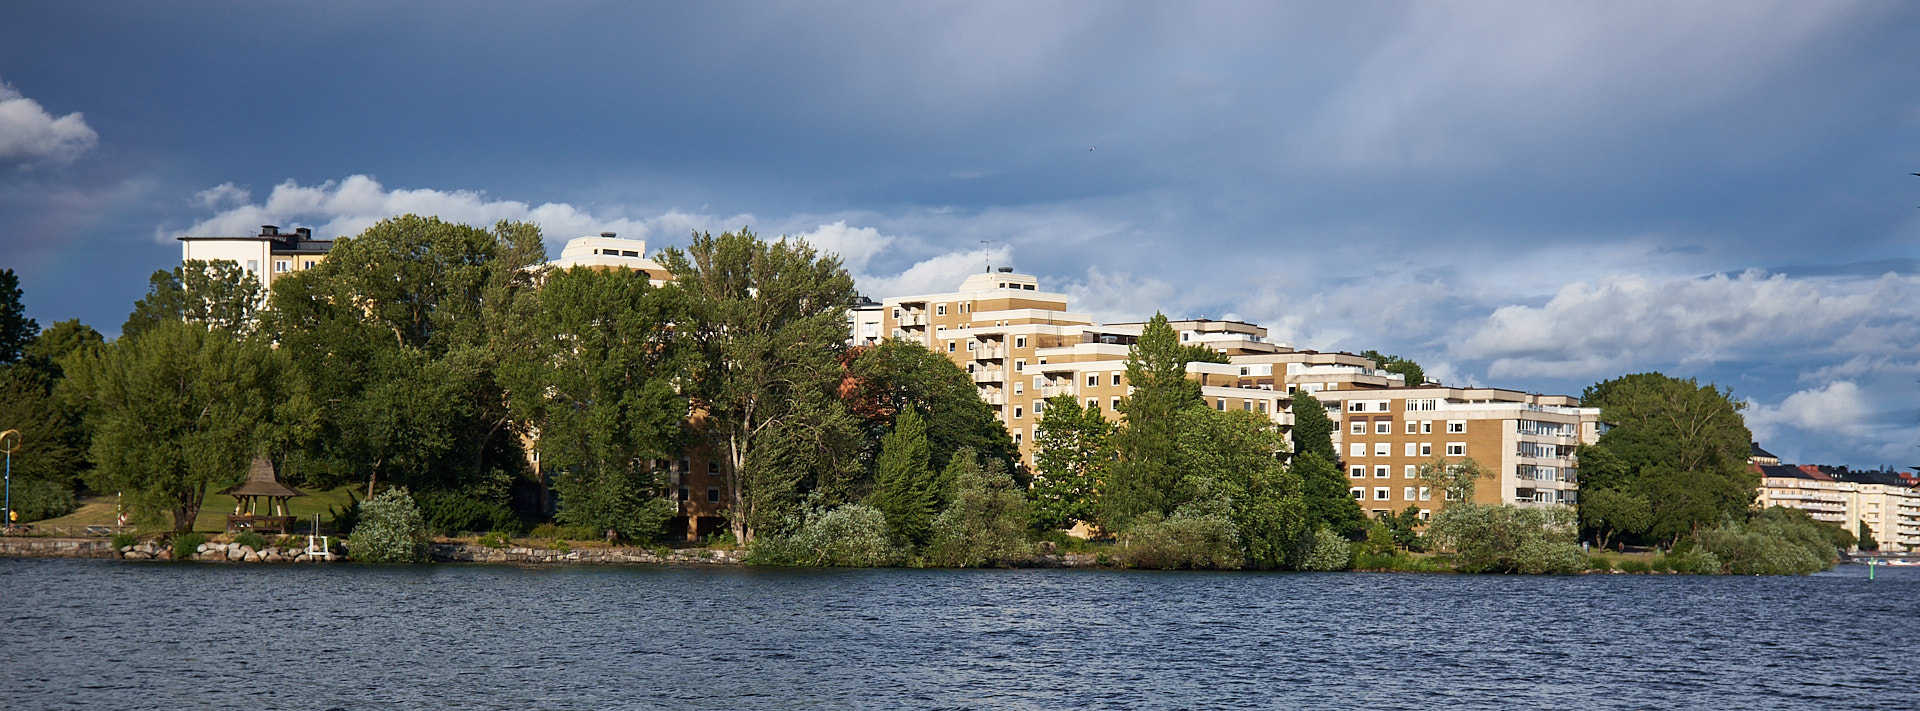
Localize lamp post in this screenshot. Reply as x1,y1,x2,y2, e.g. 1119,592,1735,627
0,430,20,531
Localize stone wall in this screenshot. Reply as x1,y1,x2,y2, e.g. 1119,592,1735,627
0,537,120,559
431,544,746,565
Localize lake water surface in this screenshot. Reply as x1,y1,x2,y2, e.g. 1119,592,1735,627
3,559,1915,710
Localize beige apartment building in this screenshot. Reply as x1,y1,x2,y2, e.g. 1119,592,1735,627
544,232,674,284
178,225,333,290
1754,463,1920,551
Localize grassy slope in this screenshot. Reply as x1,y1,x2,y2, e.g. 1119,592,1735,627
32,486,360,534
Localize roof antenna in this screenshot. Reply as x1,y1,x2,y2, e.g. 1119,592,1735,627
981,240,992,272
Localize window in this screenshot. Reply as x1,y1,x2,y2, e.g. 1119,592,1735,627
1404,487,1416,500
1111,397,1121,410
1013,406,1024,419
274,260,290,273
246,259,259,273
708,461,720,474
1375,421,1391,434
679,486,690,501
1419,487,1432,501
1349,402,1366,412
1350,443,1365,458
936,305,947,315
1111,374,1122,386
1034,400,1046,414
1350,467,1365,479
1421,443,1432,457
1405,398,1439,411
1419,510,1430,520
1406,422,1418,434
1216,399,1225,411
1257,401,1267,414
1422,422,1434,434
1374,443,1390,457
1243,401,1252,411
1376,402,1390,412
1087,374,1098,388
947,342,956,353
1015,336,1027,348
1446,443,1465,456
1087,398,1098,409
1013,432,1022,445
1374,466,1389,479
1351,420,1366,435
707,487,720,503
1350,487,1365,500
678,458,690,473
1373,488,1389,501
967,341,976,351
1404,443,1417,457
1447,421,1466,433
1404,465,1417,479
1013,382,1024,395
1015,360,1025,372
303,260,316,269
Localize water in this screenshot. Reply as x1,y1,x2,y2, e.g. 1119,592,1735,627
2,559,1915,710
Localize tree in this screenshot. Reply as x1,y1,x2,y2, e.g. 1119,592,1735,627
349,488,431,563
1381,505,1426,552
502,266,686,541
1105,313,1204,527
1426,503,1586,574
1580,372,1756,543
1294,451,1364,538
122,260,264,341
1857,521,1879,551
0,320,104,519
1028,394,1113,530
0,268,37,364
1172,407,1306,569
867,408,936,547
928,448,1032,567
842,339,1019,482
63,320,305,531
1289,390,1339,465
1577,486,1652,551
1417,456,1494,504
266,216,543,506
658,229,859,544
1359,349,1426,387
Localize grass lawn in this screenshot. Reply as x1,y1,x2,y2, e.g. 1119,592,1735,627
32,486,361,535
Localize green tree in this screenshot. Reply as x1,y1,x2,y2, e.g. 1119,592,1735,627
0,268,36,364
502,266,686,541
1028,394,1113,530
349,488,431,563
1105,313,1204,527
63,321,306,531
122,260,264,341
266,216,543,505
844,339,1018,482
1289,390,1339,465
1857,521,1879,551
1359,349,1426,387
1577,486,1652,551
1417,456,1494,504
1381,505,1426,552
1580,372,1756,543
1173,407,1306,569
658,228,859,543
867,408,936,547
1693,507,1838,575
1294,450,1365,538
928,449,1032,567
0,320,104,519
1426,503,1585,574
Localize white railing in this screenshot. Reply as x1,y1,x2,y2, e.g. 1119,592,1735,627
972,370,1004,383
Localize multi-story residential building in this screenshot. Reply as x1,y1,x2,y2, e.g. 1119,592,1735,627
1754,462,1920,551
849,296,884,347
545,232,673,284
1307,387,1602,519
178,224,332,290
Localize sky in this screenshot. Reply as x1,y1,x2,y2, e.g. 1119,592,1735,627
1,1,1916,468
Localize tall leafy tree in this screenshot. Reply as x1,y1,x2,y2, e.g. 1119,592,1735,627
843,338,1018,484
0,268,36,364
1173,407,1306,569
1580,372,1756,543
867,408,936,547
658,229,859,543
63,321,306,531
1028,394,1114,530
122,260,264,341
1105,313,1205,527
1294,450,1364,538
267,216,543,504
502,266,685,541
0,320,105,520
1289,390,1339,465
1359,349,1426,387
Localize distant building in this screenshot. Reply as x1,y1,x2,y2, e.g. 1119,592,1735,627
1753,459,1920,551
178,225,332,291
849,295,884,346
545,232,673,284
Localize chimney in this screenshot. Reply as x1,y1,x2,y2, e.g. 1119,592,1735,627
997,267,1014,273
601,232,617,239
294,227,311,240
260,225,279,237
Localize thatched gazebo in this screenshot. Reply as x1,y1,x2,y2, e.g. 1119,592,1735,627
221,456,305,534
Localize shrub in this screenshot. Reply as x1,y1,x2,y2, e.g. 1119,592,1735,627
927,454,1032,567
273,535,304,549
1116,511,1244,570
415,491,525,536
550,539,572,553
1295,527,1352,571
232,531,268,550
348,488,430,563
171,532,207,561
477,531,509,549
328,491,361,536
746,504,903,567
1618,559,1650,573
1514,538,1587,575
9,478,75,522
111,532,137,549
1694,508,1836,576
1647,555,1672,573
1586,557,1612,572
1666,548,1723,575
530,523,599,541
1426,503,1582,574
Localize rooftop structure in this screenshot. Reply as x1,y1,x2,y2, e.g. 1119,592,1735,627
545,232,673,284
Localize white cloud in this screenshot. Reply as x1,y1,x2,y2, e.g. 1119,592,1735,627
0,80,98,165
171,175,754,255
1455,269,1918,378
1747,381,1868,436
793,220,894,275
1746,381,1919,464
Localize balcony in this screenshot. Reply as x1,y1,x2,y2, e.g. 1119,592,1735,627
974,345,1005,360
901,313,927,326
971,369,1004,383
980,392,1006,406
1040,384,1075,398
